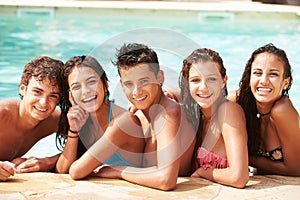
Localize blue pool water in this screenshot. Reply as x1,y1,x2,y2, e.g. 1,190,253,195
0,9,299,157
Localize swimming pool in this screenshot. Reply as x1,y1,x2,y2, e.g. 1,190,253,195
0,7,299,157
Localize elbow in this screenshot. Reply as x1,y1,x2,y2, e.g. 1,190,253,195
155,174,177,191
232,178,248,189
229,171,249,189
55,167,69,174
69,164,85,180
55,162,70,174
159,183,176,191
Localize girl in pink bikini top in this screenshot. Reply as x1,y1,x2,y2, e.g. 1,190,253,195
179,48,249,188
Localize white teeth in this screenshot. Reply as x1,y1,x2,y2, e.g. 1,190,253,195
34,106,47,112
134,96,146,101
257,88,271,92
82,96,97,103
197,94,211,98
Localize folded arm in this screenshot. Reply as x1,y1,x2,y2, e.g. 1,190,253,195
12,154,60,173
96,107,182,191
192,102,249,188
250,97,300,176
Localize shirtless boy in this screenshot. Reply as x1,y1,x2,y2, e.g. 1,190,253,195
94,43,196,190
0,56,64,181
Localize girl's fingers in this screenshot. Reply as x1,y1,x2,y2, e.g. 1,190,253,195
67,106,89,131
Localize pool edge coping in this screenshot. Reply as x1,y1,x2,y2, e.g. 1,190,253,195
0,0,300,14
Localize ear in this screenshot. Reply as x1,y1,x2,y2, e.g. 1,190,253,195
19,82,27,97
120,79,126,92
157,70,164,86
222,75,228,88
283,77,290,90
105,80,109,90
103,80,109,93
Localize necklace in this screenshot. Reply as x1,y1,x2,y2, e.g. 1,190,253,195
257,110,271,118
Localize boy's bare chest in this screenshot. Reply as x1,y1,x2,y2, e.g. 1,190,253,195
0,128,40,160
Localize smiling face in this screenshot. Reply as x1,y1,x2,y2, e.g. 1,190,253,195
188,61,226,110
250,52,290,105
20,77,61,121
68,66,106,113
120,63,163,111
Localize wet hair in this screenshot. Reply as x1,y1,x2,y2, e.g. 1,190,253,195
20,56,64,101
20,56,66,151
179,48,227,171
236,43,293,156
56,55,109,150
113,43,160,76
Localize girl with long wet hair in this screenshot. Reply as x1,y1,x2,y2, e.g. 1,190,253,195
55,55,144,174
179,48,249,188
233,43,300,175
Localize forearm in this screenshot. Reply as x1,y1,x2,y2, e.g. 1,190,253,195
119,166,178,191
55,137,79,173
69,152,102,180
194,167,248,188
44,154,60,172
250,156,299,176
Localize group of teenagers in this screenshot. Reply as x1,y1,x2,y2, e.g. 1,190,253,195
0,42,299,190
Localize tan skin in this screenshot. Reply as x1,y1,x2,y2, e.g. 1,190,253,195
91,64,196,191
229,53,300,176
0,78,61,181
56,66,140,173
57,65,145,175
68,111,146,178
188,62,249,188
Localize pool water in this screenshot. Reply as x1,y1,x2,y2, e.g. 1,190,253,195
0,9,299,157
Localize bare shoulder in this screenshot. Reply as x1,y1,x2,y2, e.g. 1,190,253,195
272,96,298,119
163,96,181,113
0,99,19,110
273,96,296,112
219,99,245,118
216,100,246,129
112,102,126,117
0,99,19,120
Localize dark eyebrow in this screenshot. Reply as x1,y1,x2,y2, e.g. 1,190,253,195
70,81,79,88
270,68,280,72
252,67,262,71
51,91,61,96
32,87,61,96
32,87,44,92
139,77,150,81
189,75,199,79
70,75,98,87
123,80,132,84
252,68,280,72
86,75,98,81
